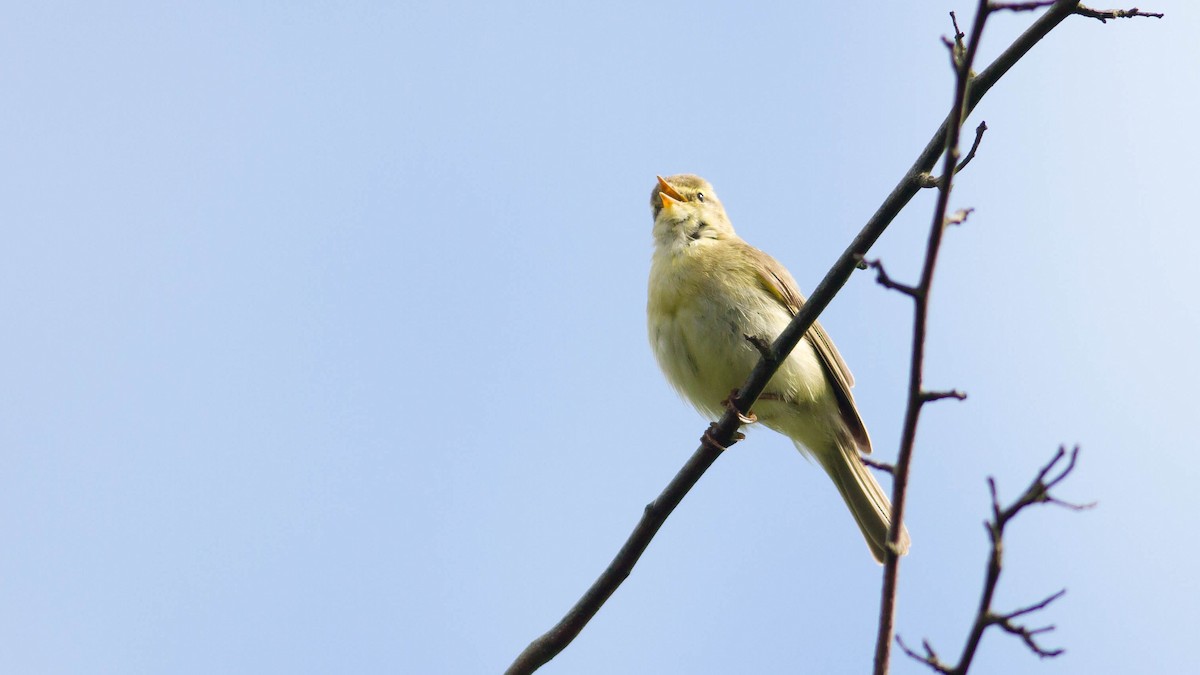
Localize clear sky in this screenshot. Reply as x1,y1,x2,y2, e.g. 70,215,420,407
2,2,1196,674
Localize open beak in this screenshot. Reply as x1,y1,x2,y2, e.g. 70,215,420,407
657,176,685,215
657,175,685,201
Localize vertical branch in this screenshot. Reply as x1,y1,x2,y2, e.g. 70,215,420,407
872,3,995,674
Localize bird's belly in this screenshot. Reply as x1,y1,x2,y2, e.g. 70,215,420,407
651,302,828,421
652,309,753,418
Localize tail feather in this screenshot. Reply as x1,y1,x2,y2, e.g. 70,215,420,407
807,440,911,563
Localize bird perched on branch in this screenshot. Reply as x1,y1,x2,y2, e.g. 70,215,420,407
646,174,910,562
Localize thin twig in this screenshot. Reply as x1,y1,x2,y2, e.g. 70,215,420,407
896,636,954,674
997,588,1067,620
899,447,1091,674
862,456,897,475
989,589,1068,658
922,122,989,190
949,12,967,42
743,333,775,362
865,259,920,298
955,122,988,174
1074,4,1163,22
921,389,968,403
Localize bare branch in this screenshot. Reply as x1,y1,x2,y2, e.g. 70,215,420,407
997,446,1094,524
948,12,968,70
998,588,1067,621
864,259,921,297
701,423,739,452
1075,5,1164,22
949,12,966,42
955,122,988,174
990,589,1069,658
987,476,1004,525
1046,495,1098,511
921,123,989,190
743,333,775,362
896,448,1089,674
994,621,1065,658
897,635,954,674
862,456,896,475
921,389,968,403
990,1,1060,11
505,439,727,675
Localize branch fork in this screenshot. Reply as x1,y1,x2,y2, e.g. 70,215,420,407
898,447,1093,674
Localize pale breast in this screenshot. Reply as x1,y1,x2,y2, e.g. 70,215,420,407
648,240,830,421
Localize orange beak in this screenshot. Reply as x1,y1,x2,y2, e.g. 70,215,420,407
657,175,685,202
659,190,681,210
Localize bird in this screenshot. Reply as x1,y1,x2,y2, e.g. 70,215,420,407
646,173,910,562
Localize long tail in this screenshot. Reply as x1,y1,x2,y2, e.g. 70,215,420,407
805,440,911,563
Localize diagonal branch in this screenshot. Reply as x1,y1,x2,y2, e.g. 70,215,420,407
505,2,1151,672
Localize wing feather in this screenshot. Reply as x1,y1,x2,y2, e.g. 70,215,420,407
751,247,873,453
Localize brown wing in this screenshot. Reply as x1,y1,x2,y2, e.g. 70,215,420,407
752,247,873,453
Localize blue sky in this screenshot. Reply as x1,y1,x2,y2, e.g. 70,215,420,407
2,2,1196,673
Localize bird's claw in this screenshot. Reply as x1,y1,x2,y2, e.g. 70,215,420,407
701,423,745,451
722,391,758,424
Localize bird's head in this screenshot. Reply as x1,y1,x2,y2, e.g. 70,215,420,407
650,174,736,251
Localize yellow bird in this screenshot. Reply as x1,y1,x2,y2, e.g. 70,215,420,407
647,174,910,562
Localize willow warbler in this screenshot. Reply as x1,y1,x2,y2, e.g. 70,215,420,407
647,174,910,562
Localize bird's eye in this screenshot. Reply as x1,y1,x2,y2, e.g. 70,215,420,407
695,192,706,203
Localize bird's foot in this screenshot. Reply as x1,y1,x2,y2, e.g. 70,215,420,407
721,390,758,424
701,423,745,452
